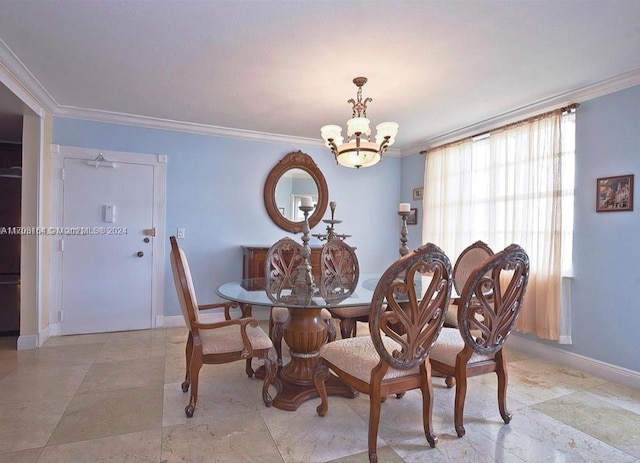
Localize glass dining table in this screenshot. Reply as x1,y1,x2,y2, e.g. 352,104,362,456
216,274,383,411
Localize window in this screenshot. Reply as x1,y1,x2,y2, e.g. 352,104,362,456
423,109,575,340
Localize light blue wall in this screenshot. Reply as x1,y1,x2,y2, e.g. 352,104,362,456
398,85,640,373
52,118,402,317
570,85,640,371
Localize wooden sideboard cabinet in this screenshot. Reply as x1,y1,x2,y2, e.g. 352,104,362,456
241,245,322,290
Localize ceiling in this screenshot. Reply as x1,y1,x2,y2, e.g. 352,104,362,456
1,0,640,152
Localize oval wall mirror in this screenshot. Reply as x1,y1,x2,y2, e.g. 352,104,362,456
264,150,328,233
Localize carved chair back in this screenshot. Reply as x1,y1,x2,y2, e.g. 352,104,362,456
458,244,530,356
170,236,199,332
453,240,493,295
369,243,453,370
264,237,304,297
319,237,359,302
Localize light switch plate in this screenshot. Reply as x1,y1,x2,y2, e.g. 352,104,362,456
177,228,186,239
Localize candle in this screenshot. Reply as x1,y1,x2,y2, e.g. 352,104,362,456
301,196,313,208
399,203,410,212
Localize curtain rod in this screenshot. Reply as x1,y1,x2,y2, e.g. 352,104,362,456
420,103,579,155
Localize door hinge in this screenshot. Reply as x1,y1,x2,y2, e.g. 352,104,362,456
59,310,64,322
60,239,64,252
61,168,65,180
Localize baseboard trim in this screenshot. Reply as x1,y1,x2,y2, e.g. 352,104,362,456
509,335,640,389
17,334,38,350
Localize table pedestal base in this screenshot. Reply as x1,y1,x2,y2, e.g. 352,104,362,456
272,374,358,411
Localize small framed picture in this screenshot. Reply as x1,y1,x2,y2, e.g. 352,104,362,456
596,174,634,212
412,187,423,201
407,208,418,225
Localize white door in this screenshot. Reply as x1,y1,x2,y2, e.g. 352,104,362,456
61,156,156,334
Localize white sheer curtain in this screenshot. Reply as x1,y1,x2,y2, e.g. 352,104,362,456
423,110,575,340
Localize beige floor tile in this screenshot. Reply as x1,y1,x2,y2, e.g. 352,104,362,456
392,429,526,463
47,386,163,446
533,391,640,458
0,398,70,453
326,445,405,463
344,389,445,446
96,337,166,363
585,381,640,416
0,364,89,404
42,333,109,347
1,326,639,463
0,447,42,463
261,398,381,463
37,429,161,463
76,356,165,395
477,358,610,406
163,376,267,427
162,413,283,463
476,406,636,462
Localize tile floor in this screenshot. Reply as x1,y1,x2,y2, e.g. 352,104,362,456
1,322,639,463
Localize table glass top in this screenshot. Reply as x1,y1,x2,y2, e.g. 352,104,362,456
216,273,450,310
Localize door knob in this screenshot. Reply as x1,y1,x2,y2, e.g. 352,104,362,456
136,251,144,257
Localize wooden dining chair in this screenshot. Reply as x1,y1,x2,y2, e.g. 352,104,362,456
169,236,277,417
265,237,335,369
314,243,453,463
429,244,530,437
445,240,494,327
320,237,370,338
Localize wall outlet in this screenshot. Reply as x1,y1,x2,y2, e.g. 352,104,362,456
177,228,186,239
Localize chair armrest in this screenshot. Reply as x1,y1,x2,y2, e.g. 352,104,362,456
197,301,239,320
192,316,258,331
191,317,260,359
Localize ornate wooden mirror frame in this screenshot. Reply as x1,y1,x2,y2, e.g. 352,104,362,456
264,150,329,233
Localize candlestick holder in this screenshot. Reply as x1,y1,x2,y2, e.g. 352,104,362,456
312,200,351,241
293,204,317,298
398,210,411,256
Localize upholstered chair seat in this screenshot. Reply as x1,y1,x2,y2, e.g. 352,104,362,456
319,335,421,383
429,328,493,367
198,323,273,355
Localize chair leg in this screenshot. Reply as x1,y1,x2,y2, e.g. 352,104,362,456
313,362,330,417
271,320,285,370
181,332,193,393
368,384,383,463
245,358,255,378
339,318,356,339
262,350,277,407
496,351,512,424
325,317,337,343
445,376,456,388
186,348,203,418
420,362,438,448
453,372,467,437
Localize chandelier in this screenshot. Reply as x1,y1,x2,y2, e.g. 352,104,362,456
321,77,398,169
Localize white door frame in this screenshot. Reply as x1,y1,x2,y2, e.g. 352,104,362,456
49,145,167,336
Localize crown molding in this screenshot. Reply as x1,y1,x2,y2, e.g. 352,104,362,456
402,68,640,156
55,104,331,147
0,38,56,115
